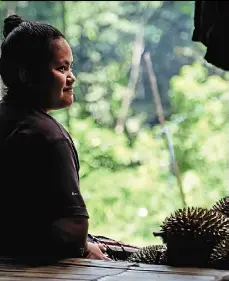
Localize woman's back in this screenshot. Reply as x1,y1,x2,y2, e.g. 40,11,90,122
0,101,85,257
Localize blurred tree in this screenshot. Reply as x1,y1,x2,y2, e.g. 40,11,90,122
2,1,228,246
8,1,222,129
169,62,229,206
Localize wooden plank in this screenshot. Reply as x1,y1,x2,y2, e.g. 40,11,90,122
97,270,220,281
0,275,220,281
0,258,130,270
0,268,225,281
0,275,223,281
0,278,86,281
0,267,124,277
59,258,131,269
98,273,216,281
129,263,229,277
0,265,122,274
0,258,228,281
59,259,229,280
58,258,229,277
0,275,99,281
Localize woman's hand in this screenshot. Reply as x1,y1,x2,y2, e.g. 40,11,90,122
85,242,112,261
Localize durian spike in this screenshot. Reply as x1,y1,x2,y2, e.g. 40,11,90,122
153,231,165,237
128,245,167,265
209,239,229,263
160,207,229,239
212,197,229,217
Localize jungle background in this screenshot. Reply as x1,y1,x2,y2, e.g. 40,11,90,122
0,1,228,246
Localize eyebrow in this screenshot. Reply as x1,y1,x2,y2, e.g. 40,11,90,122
63,60,73,66
55,59,73,66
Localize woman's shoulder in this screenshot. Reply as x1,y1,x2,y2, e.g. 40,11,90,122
7,108,70,143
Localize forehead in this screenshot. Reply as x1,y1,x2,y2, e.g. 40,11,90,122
50,38,73,63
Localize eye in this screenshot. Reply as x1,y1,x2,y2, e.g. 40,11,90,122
57,66,66,73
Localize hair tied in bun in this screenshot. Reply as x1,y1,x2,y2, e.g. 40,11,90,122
3,14,23,39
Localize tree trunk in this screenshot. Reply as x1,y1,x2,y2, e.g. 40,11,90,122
144,52,187,208
115,26,144,134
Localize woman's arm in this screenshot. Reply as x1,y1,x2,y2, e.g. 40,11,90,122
52,218,111,260
51,216,89,257
14,135,109,260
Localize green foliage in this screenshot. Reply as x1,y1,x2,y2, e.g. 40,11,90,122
52,61,229,246
0,1,6,40
27,0,196,125
55,62,229,246
65,116,180,245
2,1,228,247
169,63,229,208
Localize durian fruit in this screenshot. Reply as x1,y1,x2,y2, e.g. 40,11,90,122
159,249,168,265
153,207,229,267
212,196,229,217
209,239,229,269
127,245,167,265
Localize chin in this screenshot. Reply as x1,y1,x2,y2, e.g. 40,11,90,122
59,102,73,110
46,94,74,111
63,93,74,105
59,95,74,108
47,101,73,112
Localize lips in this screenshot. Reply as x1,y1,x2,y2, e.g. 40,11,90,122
63,87,73,94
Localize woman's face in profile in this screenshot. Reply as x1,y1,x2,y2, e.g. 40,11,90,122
37,37,76,111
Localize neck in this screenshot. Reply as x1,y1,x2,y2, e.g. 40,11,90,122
3,87,46,111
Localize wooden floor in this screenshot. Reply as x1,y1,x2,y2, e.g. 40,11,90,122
0,258,229,281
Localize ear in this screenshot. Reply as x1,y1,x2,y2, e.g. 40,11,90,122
18,67,28,84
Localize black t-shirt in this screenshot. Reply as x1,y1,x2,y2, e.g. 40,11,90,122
0,101,89,256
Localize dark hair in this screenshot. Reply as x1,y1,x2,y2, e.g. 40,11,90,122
0,14,64,99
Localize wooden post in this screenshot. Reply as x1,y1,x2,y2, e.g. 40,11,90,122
144,52,187,208
115,26,144,133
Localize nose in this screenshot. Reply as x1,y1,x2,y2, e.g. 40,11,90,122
67,72,76,85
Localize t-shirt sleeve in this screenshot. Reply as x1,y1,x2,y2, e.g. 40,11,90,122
11,134,89,220
47,138,89,218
